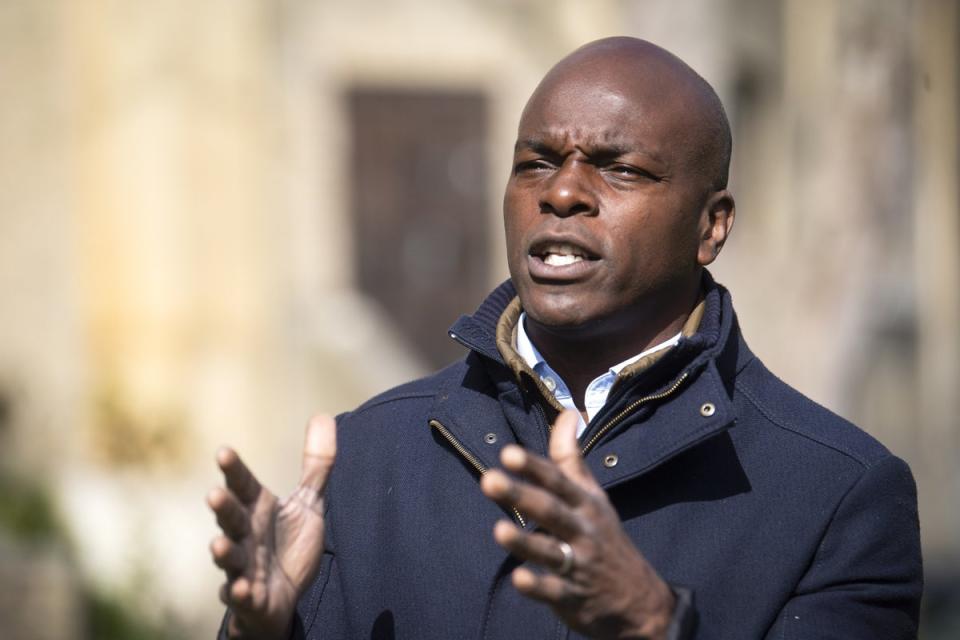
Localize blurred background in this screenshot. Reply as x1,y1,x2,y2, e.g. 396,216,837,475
0,0,957,638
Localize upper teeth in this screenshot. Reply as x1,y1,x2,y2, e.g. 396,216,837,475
543,253,584,266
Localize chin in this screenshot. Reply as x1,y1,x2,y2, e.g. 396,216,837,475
521,293,602,332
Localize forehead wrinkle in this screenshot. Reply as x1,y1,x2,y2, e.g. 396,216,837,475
516,128,624,149
520,37,731,188
515,129,667,167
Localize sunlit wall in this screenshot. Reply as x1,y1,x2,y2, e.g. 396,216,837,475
0,1,956,638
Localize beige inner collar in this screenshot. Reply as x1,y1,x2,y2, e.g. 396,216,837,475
494,296,706,408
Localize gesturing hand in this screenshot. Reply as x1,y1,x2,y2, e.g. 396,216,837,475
207,415,337,639
480,410,676,640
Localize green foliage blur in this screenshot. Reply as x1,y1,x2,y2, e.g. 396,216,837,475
0,470,183,640
85,590,185,640
0,470,60,542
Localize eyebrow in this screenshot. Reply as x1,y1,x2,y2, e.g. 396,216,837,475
513,136,666,167
514,138,557,154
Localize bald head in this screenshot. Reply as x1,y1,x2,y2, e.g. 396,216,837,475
504,36,736,356
522,37,732,191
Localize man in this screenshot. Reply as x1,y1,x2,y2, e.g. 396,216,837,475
207,37,923,639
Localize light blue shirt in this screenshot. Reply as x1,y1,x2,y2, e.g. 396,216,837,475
516,312,682,438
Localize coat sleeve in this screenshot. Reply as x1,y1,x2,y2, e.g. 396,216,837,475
764,455,923,639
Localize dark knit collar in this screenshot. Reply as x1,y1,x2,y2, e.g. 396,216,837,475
449,270,733,383
447,279,517,362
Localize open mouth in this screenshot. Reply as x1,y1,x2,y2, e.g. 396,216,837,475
530,241,599,265
526,240,601,281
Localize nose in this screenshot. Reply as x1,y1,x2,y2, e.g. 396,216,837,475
539,161,598,217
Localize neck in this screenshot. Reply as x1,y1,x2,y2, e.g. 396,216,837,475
524,288,700,410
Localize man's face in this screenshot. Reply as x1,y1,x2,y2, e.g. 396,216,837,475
503,65,712,337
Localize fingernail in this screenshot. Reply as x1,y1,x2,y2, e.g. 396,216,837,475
501,445,526,468
481,470,510,496
512,566,536,590
493,519,514,542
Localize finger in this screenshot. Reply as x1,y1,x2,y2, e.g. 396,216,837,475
222,582,255,635
512,565,580,607
207,487,251,541
216,447,262,505
209,535,248,577
481,469,581,539
300,414,337,495
549,410,596,487
226,609,252,639
229,577,254,610
225,610,244,638
500,444,584,507
254,546,270,590
493,520,571,573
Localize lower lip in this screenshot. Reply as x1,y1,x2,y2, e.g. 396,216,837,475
526,254,600,282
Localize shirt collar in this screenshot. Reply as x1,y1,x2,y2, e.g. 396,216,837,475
516,312,682,378
516,314,683,436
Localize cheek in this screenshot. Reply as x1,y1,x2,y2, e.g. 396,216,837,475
607,212,699,282
502,191,520,243
502,216,526,261
503,189,538,251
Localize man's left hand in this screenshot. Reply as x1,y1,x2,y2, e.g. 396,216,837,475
480,409,676,640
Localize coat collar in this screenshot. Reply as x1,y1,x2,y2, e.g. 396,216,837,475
439,272,752,491
448,270,739,383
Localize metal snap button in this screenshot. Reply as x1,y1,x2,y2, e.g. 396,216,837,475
483,432,497,445
603,454,619,468
700,402,716,417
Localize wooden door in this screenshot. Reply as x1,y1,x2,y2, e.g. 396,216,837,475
348,88,491,369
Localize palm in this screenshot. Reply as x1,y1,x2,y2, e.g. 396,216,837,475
209,416,336,639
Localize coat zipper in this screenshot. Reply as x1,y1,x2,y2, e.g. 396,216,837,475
429,419,527,527
580,371,690,457
429,371,687,527
533,400,551,433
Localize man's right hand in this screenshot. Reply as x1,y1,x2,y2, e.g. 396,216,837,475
207,415,337,639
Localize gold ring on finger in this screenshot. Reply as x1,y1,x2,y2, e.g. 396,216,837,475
557,541,575,576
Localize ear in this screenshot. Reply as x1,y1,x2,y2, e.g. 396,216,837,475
697,189,735,266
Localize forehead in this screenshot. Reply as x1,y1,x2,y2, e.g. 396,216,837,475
521,85,630,134
516,69,692,158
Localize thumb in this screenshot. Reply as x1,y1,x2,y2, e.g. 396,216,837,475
548,409,593,485
300,414,337,495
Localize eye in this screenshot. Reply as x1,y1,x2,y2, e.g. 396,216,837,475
604,163,657,181
514,159,555,175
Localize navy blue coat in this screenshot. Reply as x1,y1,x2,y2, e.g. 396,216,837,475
250,278,922,639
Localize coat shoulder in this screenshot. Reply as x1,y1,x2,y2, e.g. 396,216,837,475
733,357,894,469
340,359,468,420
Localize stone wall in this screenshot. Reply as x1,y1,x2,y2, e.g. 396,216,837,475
0,0,956,637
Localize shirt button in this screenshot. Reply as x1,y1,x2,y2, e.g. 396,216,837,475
541,376,557,392
603,454,619,468
700,402,716,417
